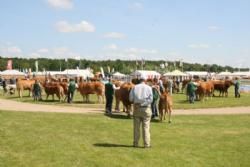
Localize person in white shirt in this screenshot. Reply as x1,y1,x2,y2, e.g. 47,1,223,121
129,75,153,148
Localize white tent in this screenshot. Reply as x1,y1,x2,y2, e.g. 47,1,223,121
163,70,187,76
130,70,161,79
113,72,125,77
0,70,25,75
62,69,94,79
185,71,209,78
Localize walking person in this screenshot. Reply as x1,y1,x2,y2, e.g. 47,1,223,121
33,80,42,101
234,77,241,98
129,75,153,148
67,78,77,103
187,80,197,103
105,78,114,114
151,84,160,119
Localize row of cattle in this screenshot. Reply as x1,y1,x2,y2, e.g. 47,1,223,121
15,78,105,102
14,78,173,122
181,79,235,101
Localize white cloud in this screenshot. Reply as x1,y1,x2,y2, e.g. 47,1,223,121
129,2,143,10
103,32,126,39
125,47,158,54
55,20,95,33
53,47,70,54
37,48,49,53
188,44,210,49
104,44,118,50
47,0,73,9
208,26,221,32
7,46,22,54
29,52,41,58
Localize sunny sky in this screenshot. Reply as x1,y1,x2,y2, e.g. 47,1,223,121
0,0,250,68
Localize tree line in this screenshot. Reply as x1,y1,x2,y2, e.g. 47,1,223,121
0,57,248,74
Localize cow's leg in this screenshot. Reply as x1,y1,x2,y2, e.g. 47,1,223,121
115,99,120,112
168,106,172,123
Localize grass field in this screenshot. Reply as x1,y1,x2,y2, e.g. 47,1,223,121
0,111,250,167
1,87,250,109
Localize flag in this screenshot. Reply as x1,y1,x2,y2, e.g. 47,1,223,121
6,59,12,70
65,58,68,62
179,60,183,67
35,60,38,72
107,66,110,73
100,67,105,78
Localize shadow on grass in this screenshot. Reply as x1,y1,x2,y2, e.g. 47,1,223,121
104,113,131,119
93,143,133,148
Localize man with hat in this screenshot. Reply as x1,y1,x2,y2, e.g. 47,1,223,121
129,75,153,148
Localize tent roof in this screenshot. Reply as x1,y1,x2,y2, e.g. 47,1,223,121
217,71,233,76
113,72,126,77
131,70,161,76
62,69,94,78
0,70,25,75
185,71,208,76
163,70,187,76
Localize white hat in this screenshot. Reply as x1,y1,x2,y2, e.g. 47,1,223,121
140,75,147,80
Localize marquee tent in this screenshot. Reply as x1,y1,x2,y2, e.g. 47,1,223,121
163,70,187,76
130,70,161,79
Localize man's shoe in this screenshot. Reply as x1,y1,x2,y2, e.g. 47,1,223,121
144,145,151,148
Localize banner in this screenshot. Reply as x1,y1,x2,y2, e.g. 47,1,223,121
35,60,38,73
100,67,105,78
6,59,12,70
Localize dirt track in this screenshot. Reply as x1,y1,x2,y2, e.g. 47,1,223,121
1,99,250,115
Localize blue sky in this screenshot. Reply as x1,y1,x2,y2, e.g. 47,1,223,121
0,0,250,68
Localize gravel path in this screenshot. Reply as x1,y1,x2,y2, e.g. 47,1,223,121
1,98,250,115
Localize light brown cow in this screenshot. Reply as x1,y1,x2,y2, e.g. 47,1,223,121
195,81,214,101
158,91,173,123
16,79,35,98
115,82,134,116
78,81,105,103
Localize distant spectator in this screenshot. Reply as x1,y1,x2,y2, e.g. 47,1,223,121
234,77,241,98
2,79,7,95
167,79,173,95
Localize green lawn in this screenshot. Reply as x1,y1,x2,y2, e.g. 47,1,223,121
0,111,250,167
1,87,250,109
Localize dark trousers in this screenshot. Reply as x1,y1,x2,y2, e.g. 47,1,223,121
105,95,113,113
189,92,195,103
235,88,240,98
67,91,74,103
151,102,158,118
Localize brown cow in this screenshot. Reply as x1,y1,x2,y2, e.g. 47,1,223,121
158,91,173,123
78,81,105,103
212,79,234,97
195,81,214,101
115,82,134,116
43,83,64,101
16,79,35,98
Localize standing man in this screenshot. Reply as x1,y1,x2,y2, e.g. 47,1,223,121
129,75,153,148
187,80,197,103
151,84,160,119
67,78,77,103
234,77,241,98
105,78,115,114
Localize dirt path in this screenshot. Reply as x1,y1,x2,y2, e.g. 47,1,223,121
1,98,250,115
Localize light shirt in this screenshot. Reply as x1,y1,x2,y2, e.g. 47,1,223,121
129,82,153,106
